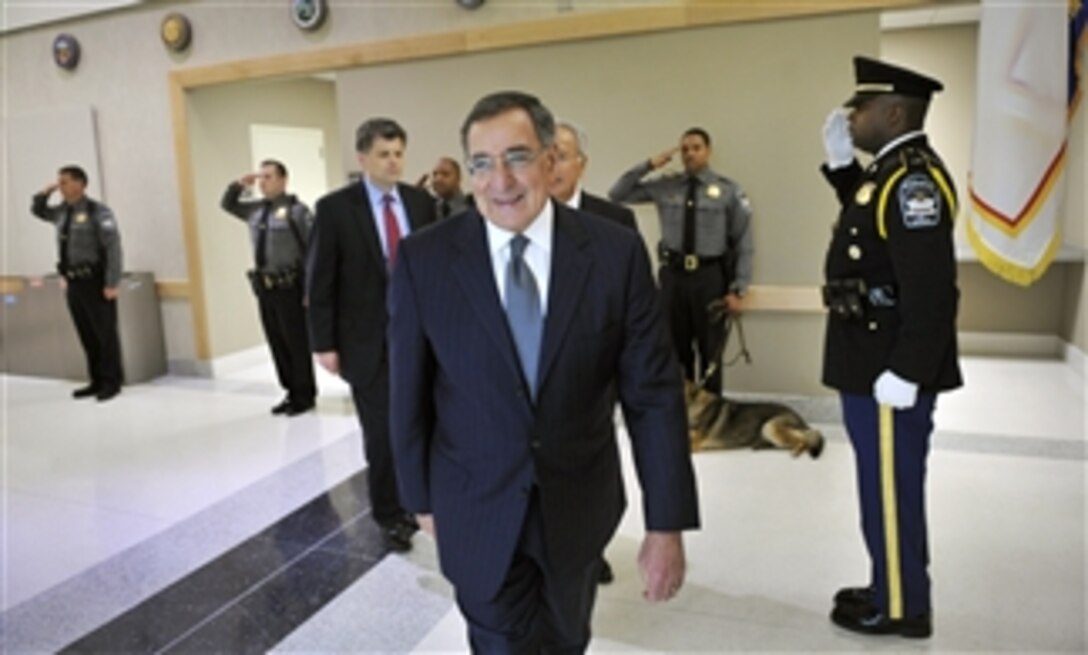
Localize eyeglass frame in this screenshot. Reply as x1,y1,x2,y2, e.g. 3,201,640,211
465,146,548,177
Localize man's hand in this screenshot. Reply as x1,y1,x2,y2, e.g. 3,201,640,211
41,182,59,196
822,108,855,169
638,531,686,602
316,351,340,375
239,173,258,186
416,514,435,538
723,292,744,315
103,287,119,300
650,146,679,170
874,369,918,409
416,173,431,189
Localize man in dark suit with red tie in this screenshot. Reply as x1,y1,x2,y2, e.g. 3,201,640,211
307,118,437,552
389,91,699,652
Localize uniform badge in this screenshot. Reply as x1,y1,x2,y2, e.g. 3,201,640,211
898,174,941,229
275,206,288,220
75,212,88,224
855,182,876,206
706,185,721,199
848,245,862,260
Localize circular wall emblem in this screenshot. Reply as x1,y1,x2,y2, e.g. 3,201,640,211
52,34,81,70
289,0,328,31
457,0,486,8
161,13,192,52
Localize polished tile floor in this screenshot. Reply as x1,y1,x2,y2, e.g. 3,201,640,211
1,354,1084,653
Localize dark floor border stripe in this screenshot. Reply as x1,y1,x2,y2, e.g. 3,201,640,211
60,469,391,654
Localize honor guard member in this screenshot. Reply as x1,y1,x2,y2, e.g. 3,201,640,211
221,159,317,416
820,56,962,639
32,165,124,402
609,128,753,394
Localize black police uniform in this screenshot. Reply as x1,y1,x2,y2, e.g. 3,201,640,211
221,183,316,413
822,57,962,637
31,193,124,399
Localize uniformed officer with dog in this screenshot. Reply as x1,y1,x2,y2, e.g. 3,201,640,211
32,165,124,402
609,128,753,394
820,56,962,639
221,159,317,416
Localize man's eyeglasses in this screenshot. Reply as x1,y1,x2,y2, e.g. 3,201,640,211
466,147,544,177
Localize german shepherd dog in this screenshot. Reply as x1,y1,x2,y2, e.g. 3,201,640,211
684,381,825,458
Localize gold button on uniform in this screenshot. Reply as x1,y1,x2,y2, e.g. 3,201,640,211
848,245,862,260
868,321,878,331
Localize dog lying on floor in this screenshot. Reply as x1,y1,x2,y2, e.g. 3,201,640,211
684,381,824,458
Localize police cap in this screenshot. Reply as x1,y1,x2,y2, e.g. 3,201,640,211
845,56,943,107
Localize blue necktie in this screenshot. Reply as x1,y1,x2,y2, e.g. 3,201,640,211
505,234,542,399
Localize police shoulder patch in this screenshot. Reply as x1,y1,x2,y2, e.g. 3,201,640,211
897,173,941,230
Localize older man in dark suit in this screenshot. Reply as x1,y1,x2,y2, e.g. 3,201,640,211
550,120,638,232
307,118,437,552
389,91,699,652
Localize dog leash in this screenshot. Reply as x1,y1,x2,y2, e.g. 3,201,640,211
694,301,753,391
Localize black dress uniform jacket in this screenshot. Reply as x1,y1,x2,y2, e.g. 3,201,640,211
821,134,963,395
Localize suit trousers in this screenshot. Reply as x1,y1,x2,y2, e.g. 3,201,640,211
351,364,405,526
658,264,726,394
841,392,936,619
456,490,602,654
256,286,316,404
66,277,123,390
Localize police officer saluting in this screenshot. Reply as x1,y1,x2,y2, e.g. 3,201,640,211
820,57,961,639
221,159,317,416
610,128,753,394
32,165,124,402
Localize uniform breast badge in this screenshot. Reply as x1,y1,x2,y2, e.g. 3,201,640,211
855,182,877,206
275,206,288,220
706,184,721,199
75,212,88,224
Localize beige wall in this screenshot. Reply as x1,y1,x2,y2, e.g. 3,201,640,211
884,21,1087,354
332,11,879,395
188,78,341,358
0,0,664,369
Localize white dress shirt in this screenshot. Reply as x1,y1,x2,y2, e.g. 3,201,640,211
484,200,554,317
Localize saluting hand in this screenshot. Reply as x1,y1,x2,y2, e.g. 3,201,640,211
239,173,258,186
41,182,59,196
638,531,686,602
650,146,679,170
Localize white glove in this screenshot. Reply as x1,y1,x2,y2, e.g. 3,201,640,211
822,108,855,169
874,370,918,409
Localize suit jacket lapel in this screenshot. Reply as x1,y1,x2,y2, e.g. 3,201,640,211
348,184,387,277
450,211,526,394
536,205,592,395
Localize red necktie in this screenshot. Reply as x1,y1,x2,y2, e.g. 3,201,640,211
382,194,401,268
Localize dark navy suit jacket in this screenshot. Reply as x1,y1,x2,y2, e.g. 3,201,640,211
306,181,436,388
389,202,699,601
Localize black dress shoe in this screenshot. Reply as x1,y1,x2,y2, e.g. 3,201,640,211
284,400,315,416
73,384,100,399
382,521,415,552
96,387,121,402
598,558,614,584
831,604,932,638
271,398,292,415
834,585,875,608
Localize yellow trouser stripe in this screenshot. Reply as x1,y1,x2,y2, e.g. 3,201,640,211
879,404,903,619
